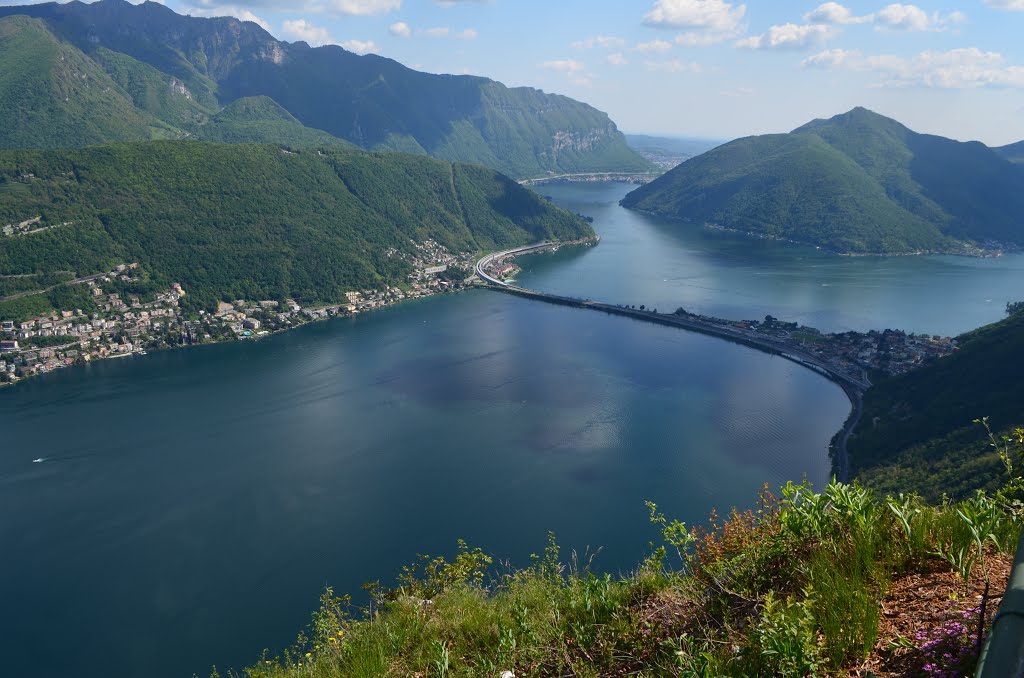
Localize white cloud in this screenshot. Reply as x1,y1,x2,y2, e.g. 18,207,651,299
340,39,379,54
737,23,834,50
389,21,411,37
803,47,1024,89
644,58,701,73
179,5,271,31
330,0,401,15
802,48,864,68
642,0,746,32
874,4,966,32
571,35,627,49
985,0,1024,9
281,18,331,46
540,59,585,74
606,52,629,66
874,3,931,30
804,2,871,25
634,39,673,53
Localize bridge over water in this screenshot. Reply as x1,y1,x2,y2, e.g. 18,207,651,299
475,243,868,481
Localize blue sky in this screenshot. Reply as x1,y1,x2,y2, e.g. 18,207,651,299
11,1,1024,144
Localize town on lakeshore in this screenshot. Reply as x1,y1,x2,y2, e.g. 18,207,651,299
478,245,959,385
0,239,476,387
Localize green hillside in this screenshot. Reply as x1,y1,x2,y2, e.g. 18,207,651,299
0,142,592,315
0,16,169,149
847,306,1024,500
191,96,354,148
998,140,1024,164
621,108,1024,254
0,0,650,179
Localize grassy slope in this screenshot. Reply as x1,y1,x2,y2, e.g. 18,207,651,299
0,142,592,317
622,108,1024,254
0,16,164,149
232,480,1019,678
848,310,1024,501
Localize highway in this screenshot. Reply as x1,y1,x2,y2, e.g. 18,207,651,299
475,244,868,480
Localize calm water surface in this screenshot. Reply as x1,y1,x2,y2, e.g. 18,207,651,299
4,181,1017,677
528,182,1024,335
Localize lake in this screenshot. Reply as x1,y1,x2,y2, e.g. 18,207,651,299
3,181,1018,677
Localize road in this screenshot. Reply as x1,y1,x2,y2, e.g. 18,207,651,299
518,172,659,186
0,271,111,303
476,244,868,480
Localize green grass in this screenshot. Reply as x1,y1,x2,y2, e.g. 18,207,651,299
214,465,1024,678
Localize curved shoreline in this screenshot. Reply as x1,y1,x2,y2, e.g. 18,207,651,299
476,243,868,481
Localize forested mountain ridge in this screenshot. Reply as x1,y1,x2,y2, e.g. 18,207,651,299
0,0,649,179
848,306,1024,500
998,140,1024,164
0,142,593,317
621,107,1024,254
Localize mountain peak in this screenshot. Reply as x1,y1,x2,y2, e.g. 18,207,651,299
793,107,907,136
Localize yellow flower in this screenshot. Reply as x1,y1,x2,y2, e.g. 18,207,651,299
328,637,337,643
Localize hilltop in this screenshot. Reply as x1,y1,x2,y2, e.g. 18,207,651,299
621,108,1024,255
0,141,592,319
0,2,649,179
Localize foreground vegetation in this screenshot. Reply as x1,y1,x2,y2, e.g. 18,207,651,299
216,427,1024,678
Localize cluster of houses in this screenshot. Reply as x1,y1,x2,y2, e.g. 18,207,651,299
747,317,957,377
1,244,475,386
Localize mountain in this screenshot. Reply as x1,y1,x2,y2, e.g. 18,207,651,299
998,140,1024,164
621,108,1024,254
0,0,649,179
848,306,1024,500
0,142,592,317
0,16,171,148
191,96,353,148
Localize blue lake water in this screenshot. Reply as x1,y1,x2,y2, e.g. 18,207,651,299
3,181,1020,677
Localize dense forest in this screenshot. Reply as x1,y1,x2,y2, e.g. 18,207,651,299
0,142,592,318
0,3,649,179
622,108,1024,254
848,305,1024,500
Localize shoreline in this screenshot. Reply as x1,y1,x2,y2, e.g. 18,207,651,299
0,262,479,390
623,207,1010,258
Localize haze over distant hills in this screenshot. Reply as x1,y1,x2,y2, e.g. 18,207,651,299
622,108,1024,255
998,141,1024,164
0,1,649,179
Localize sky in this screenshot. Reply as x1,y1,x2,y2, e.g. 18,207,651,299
6,0,1024,145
